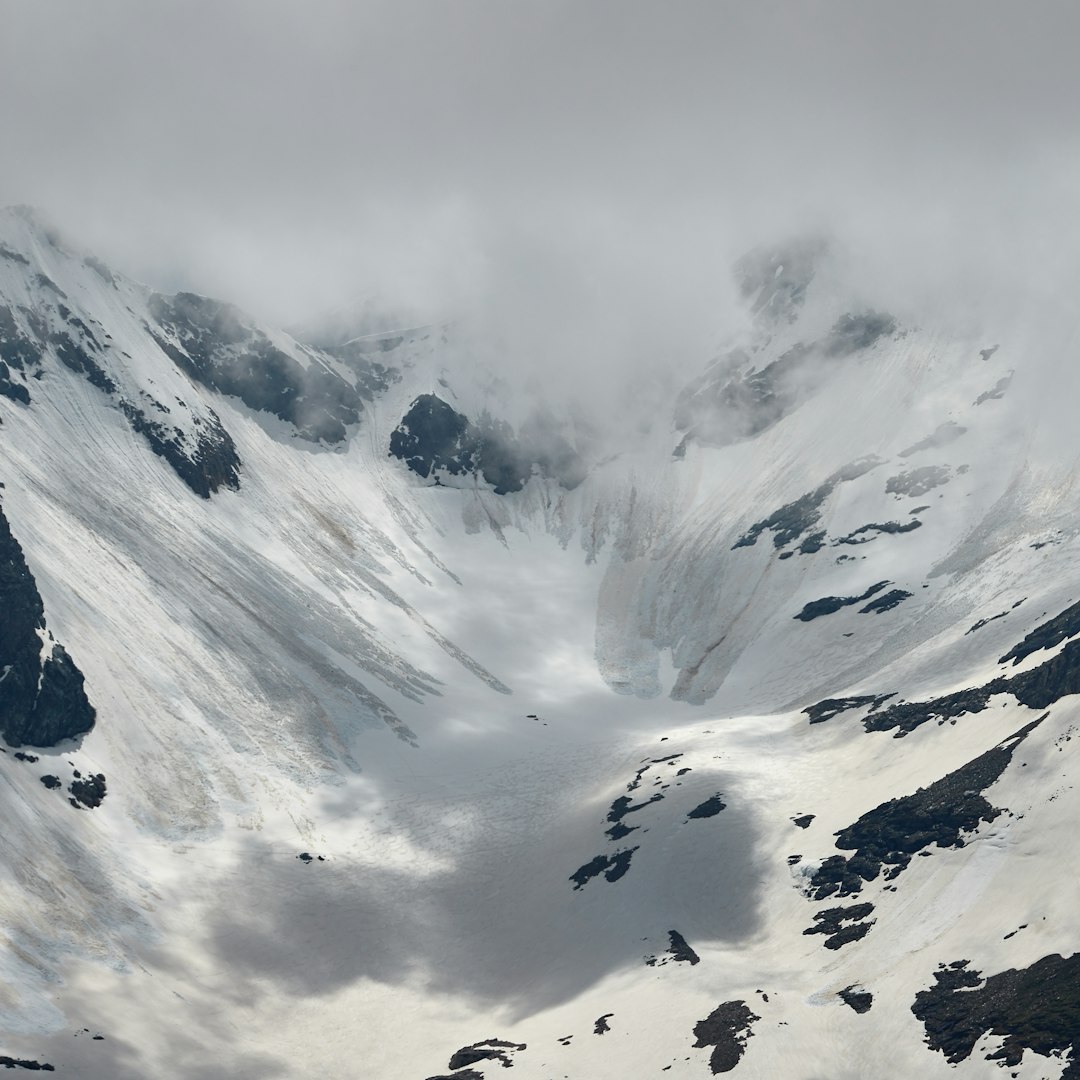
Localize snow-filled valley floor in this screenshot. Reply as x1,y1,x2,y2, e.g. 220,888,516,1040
2,207,1080,1078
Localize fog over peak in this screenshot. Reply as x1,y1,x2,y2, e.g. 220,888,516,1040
3,0,1080,359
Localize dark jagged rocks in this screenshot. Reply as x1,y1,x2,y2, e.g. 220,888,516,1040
2,293,242,497
0,361,31,405
52,299,242,494
51,326,116,394
626,752,684,792
863,680,1000,737
842,600,1080,736
865,633,1080,736
1000,598,1080,666
966,610,1008,635
807,718,1041,900
119,399,241,498
593,1013,614,1035
674,343,813,447
803,903,876,949
794,581,890,622
644,932,702,968
798,531,826,554
839,986,873,1013
0,505,96,748
834,520,921,545
425,1072,482,1080
487,405,585,491
390,394,584,495
68,772,106,809
447,1039,526,1071
576,756,686,885
675,294,894,450
53,311,241,497
0,303,42,403
605,790,663,839
34,273,65,298
687,793,727,819
0,1056,55,1071
732,457,881,551
822,311,896,356
792,815,814,829
673,250,836,445
569,848,638,890
913,955,1080,1077
691,1001,760,1074
0,304,44,371
607,793,664,825
885,465,950,497
316,338,401,400
23,645,96,748
859,589,912,614
391,394,474,480
39,775,61,790
0,243,30,265
900,421,967,457
802,694,895,724
149,292,366,443
54,302,242,496
666,930,701,965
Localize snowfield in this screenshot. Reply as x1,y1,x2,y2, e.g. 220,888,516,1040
1,206,1078,1078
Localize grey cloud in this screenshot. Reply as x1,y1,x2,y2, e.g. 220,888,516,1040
1,2,1079,351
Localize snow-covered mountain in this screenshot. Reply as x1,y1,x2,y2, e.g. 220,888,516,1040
1,204,1078,1079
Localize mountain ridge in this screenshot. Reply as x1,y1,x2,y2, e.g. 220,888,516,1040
0,208,1078,1078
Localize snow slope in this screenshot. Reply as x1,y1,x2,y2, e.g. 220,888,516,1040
0,207,1078,1079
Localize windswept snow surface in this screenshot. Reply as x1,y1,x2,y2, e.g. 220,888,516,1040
1,208,1080,1078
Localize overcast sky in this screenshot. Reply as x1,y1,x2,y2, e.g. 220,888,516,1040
3,1,1080,330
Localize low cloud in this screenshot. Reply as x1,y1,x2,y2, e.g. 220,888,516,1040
2,0,1080,410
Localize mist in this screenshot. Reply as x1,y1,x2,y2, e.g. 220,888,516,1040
3,0,1080,396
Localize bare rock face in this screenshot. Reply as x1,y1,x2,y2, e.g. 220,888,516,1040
149,291,372,445
691,1000,760,1074
390,393,585,494
914,955,1080,1077
0,503,95,747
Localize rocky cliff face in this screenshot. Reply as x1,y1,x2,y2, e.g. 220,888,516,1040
389,393,585,494
0,501,95,747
